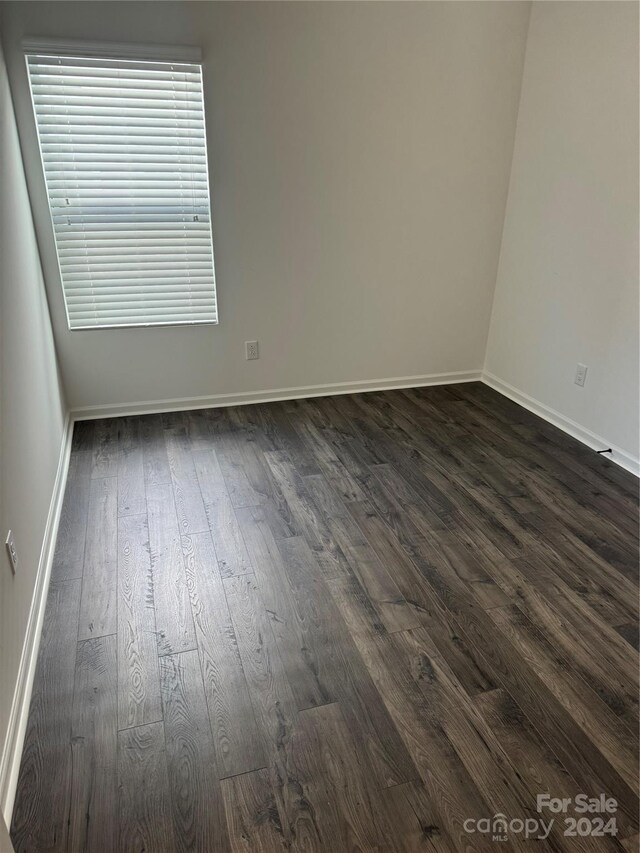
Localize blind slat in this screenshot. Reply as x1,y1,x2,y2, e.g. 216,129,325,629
28,52,217,329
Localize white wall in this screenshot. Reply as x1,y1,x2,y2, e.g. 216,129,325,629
0,37,67,817
0,813,13,853
485,1,639,465
1,1,531,412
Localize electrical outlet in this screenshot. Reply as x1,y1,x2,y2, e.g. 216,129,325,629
6,531,18,575
574,363,588,387
245,340,259,361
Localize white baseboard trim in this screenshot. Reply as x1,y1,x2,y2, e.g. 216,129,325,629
482,371,640,477
0,414,74,826
70,370,483,420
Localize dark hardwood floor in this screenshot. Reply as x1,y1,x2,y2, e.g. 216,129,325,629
10,382,639,852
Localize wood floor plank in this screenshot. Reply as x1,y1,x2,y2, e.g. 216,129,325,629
117,416,146,517
276,535,418,788
223,573,324,850
216,430,267,509
91,417,119,479
392,631,547,853
346,500,498,696
159,650,232,853
373,488,639,829
512,464,638,579
473,689,626,852
78,476,118,641
325,573,491,851
69,635,118,853
235,504,332,710
118,721,175,853
221,768,289,853
182,531,265,778
352,394,539,557
292,410,367,503
294,702,400,852
117,512,162,730
355,466,510,612
303,472,420,632
184,407,224,450
438,594,639,829
263,450,350,579
616,622,639,651
536,526,639,626
382,781,458,853
147,481,196,655
164,422,209,535
11,579,82,853
193,448,254,577
395,627,625,852
458,383,640,516
484,554,638,728
50,445,92,583
226,428,298,538
258,406,322,478
141,414,171,487
488,604,639,795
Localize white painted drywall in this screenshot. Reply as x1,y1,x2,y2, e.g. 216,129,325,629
485,1,639,462
0,36,67,802
0,814,14,853
1,0,531,411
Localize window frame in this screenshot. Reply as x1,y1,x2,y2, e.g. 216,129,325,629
23,38,219,331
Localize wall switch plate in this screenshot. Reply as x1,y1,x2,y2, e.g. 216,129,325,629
245,340,259,360
6,531,18,575
574,363,588,387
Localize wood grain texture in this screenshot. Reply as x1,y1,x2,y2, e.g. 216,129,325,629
193,448,253,577
221,768,288,853
117,416,146,517
117,721,174,853
78,476,118,640
91,418,119,479
223,574,325,850
326,573,492,850
304,473,420,632
141,414,171,487
164,422,209,535
160,650,231,853
13,384,639,852
69,635,118,853
182,531,265,778
293,702,399,852
276,534,417,788
382,780,457,853
117,512,162,730
50,445,92,583
263,451,350,579
473,688,629,851
11,580,81,853
235,504,331,711
147,481,196,655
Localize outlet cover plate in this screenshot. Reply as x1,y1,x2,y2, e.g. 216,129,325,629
6,530,17,575
574,363,588,387
245,340,259,360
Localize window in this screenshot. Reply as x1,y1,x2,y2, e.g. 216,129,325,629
26,48,217,329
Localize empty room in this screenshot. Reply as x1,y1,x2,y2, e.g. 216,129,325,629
0,1,638,851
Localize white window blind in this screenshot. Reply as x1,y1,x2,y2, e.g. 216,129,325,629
26,52,217,329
